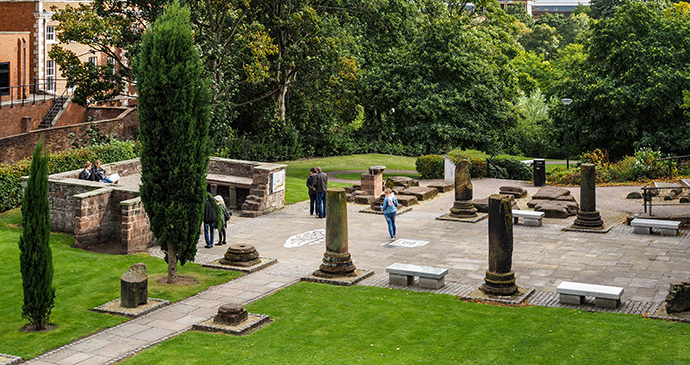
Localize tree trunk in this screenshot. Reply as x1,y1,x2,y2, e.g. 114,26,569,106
167,244,178,284
277,83,288,121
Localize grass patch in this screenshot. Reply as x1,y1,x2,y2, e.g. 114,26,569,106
123,282,690,364
282,154,417,204
0,208,241,360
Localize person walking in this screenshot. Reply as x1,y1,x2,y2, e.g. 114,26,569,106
306,168,318,215
215,195,230,246
203,193,220,248
381,188,399,240
315,167,328,218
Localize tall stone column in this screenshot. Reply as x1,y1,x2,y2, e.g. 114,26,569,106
313,188,357,278
480,194,518,296
449,160,478,218
573,163,604,228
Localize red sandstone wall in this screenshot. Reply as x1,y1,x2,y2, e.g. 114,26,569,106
0,100,54,137
0,1,37,82
0,107,139,164
53,102,88,127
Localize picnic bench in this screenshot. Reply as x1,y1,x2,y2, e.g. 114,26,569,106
630,218,681,236
512,210,545,227
557,281,624,308
386,263,448,289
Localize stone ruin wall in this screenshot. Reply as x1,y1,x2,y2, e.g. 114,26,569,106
44,157,285,254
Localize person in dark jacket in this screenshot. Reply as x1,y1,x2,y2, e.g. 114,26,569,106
78,161,95,181
92,160,114,183
315,167,328,218
306,168,318,215
203,193,219,248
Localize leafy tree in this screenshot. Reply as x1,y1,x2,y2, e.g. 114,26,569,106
375,8,519,154
571,3,592,16
18,138,55,331
558,12,591,45
520,23,560,59
535,11,566,29
590,0,627,19
513,89,560,157
561,1,690,159
506,3,534,27
134,2,211,283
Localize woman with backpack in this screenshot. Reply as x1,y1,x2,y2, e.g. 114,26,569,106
381,188,399,240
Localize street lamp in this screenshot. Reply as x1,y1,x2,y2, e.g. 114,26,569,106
560,98,573,169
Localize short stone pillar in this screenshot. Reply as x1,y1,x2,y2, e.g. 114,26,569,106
665,281,690,313
313,188,357,278
573,164,604,228
480,194,518,296
361,165,385,196
21,117,31,133
219,244,261,267
121,263,148,308
449,160,478,218
444,155,455,184
214,303,248,325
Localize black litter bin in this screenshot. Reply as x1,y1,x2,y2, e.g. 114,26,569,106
533,159,545,187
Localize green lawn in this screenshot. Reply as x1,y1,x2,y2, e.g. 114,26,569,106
0,209,241,360
123,282,690,364
282,154,417,204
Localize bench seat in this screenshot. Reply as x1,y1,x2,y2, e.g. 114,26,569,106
386,263,448,289
206,174,253,189
557,281,624,308
512,210,545,227
631,218,681,236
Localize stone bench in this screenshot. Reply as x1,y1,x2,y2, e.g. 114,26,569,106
631,218,681,236
557,281,624,308
206,174,253,189
512,210,545,227
385,263,448,289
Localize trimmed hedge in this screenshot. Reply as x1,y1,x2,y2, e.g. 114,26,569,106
487,157,533,180
415,154,488,180
0,140,140,213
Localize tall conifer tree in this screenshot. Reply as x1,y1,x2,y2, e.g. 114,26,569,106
134,1,211,283
18,137,55,330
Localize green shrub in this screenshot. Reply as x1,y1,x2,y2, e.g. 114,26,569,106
487,157,533,180
415,155,444,179
0,140,139,213
469,157,487,178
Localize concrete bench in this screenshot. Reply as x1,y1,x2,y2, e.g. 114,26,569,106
557,281,624,308
386,263,448,289
631,218,681,236
512,210,545,227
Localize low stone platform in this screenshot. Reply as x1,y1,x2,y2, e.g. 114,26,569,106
436,213,488,223
563,223,613,234
92,298,169,318
0,354,21,365
301,269,374,286
203,257,278,273
192,313,271,335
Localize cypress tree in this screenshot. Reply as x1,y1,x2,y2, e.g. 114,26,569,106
18,137,55,330
134,1,211,283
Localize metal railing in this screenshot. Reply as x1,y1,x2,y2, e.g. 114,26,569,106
642,184,689,216
0,79,68,109
658,155,690,179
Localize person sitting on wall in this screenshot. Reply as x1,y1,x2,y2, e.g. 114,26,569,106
78,161,95,181
92,160,119,183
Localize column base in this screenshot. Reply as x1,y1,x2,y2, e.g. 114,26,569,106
481,270,518,296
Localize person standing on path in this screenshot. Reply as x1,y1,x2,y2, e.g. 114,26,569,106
381,188,399,240
203,193,220,248
315,166,328,218
307,167,318,215
215,195,230,245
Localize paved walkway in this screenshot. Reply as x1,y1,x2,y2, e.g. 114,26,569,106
24,178,690,364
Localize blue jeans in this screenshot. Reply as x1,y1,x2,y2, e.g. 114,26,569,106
316,191,326,218
204,222,216,247
309,194,317,215
384,213,397,239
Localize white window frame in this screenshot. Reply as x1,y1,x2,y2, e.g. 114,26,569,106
46,60,55,91
88,56,98,65
46,25,56,43
107,56,116,74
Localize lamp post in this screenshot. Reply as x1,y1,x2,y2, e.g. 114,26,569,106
560,98,573,169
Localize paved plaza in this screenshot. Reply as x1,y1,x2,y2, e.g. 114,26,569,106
24,177,690,365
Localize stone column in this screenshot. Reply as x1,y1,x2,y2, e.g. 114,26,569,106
121,263,148,308
480,194,518,296
449,160,478,218
361,165,385,196
313,188,357,278
573,163,604,228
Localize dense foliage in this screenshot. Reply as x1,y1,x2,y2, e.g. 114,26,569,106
135,2,211,283
18,139,55,330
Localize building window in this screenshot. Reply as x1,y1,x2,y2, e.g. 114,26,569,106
46,25,55,43
46,60,55,91
107,56,116,74
88,56,98,65
0,62,9,96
